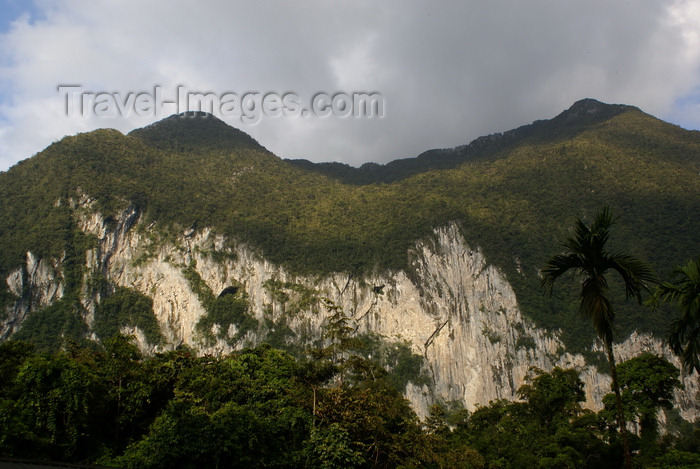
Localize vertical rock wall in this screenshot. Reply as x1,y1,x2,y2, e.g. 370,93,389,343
3,203,698,421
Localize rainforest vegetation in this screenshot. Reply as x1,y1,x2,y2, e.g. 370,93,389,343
0,333,697,468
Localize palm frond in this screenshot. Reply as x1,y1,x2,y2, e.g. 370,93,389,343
662,257,700,373
540,207,655,345
607,253,656,302
540,253,584,294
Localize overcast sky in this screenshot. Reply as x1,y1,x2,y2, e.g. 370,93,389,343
1,0,699,172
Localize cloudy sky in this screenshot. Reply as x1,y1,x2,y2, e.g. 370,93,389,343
1,0,699,171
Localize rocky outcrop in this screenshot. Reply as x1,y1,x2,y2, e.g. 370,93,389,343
2,199,698,422
2,252,64,340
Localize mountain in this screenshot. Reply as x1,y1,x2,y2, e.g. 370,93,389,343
0,99,698,419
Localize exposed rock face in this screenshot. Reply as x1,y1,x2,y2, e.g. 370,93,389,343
2,252,64,340
2,200,698,422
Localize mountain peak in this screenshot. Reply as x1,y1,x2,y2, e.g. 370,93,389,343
128,112,264,152
554,98,634,123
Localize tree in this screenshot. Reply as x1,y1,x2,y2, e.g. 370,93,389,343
650,256,700,374
96,334,149,455
0,341,36,458
305,423,365,469
603,353,681,457
517,367,585,428
14,352,106,462
115,346,312,468
321,298,356,368
313,379,425,468
541,206,655,469
462,399,536,467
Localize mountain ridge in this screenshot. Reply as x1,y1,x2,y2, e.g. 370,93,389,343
285,98,644,184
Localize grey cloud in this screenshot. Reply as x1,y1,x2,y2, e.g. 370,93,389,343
1,0,699,170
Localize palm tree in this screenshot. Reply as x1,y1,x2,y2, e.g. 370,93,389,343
541,207,655,469
651,257,700,374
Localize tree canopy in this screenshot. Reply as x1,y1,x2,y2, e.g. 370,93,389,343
1,337,697,468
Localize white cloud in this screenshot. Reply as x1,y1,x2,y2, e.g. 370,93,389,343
1,0,700,171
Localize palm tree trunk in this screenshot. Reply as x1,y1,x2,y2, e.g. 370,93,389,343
312,385,317,427
605,337,633,469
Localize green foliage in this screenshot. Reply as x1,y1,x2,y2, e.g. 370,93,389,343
460,390,614,467
602,353,682,458
181,264,212,302
182,265,258,345
13,299,89,352
0,340,697,468
264,278,320,315
650,256,700,374
314,301,430,392
462,400,539,466
580,349,609,372
351,333,431,391
93,286,163,345
515,334,537,350
541,206,656,344
318,299,357,372
11,351,106,461
8,207,96,351
115,346,311,468
305,423,365,469
517,367,586,427
203,248,238,264
96,342,189,460
647,450,700,469
381,340,430,391
262,316,298,351
0,340,35,393
128,111,264,152
0,284,15,321
196,294,255,345
313,380,425,468
482,325,502,344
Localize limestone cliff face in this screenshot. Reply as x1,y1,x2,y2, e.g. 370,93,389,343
3,200,698,422
2,252,64,340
